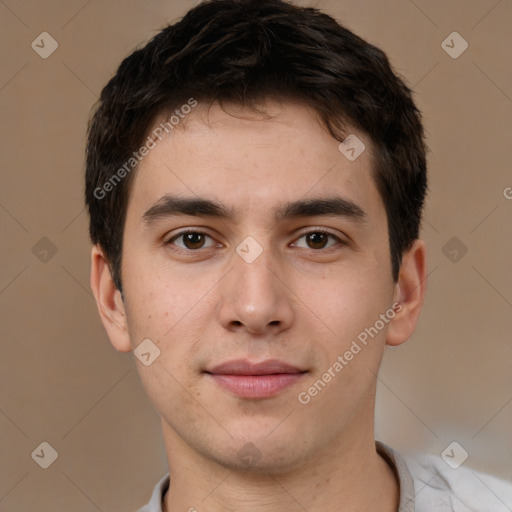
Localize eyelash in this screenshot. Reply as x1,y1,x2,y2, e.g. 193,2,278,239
165,228,344,252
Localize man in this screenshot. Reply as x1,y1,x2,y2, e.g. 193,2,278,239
85,0,512,510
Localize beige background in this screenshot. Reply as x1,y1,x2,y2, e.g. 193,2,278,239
1,0,511,510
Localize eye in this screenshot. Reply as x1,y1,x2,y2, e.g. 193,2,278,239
292,230,342,250
166,231,217,250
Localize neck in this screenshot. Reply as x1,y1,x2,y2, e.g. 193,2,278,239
161,410,399,512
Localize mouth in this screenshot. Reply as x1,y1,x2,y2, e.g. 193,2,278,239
204,359,308,399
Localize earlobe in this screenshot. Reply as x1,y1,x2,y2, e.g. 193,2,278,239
386,239,427,347
90,245,132,353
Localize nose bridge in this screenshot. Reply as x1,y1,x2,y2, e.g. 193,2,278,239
232,240,279,310
216,237,293,333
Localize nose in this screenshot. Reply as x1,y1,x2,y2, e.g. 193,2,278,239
216,244,294,335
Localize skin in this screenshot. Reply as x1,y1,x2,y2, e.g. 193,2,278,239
90,101,426,512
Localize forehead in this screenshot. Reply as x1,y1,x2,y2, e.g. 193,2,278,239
125,101,385,227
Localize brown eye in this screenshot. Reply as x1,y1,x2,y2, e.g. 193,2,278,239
167,231,216,250
182,232,206,249
293,230,340,250
306,232,329,249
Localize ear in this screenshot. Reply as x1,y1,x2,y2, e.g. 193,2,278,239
90,245,132,353
386,239,427,347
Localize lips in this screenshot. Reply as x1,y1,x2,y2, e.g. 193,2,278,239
204,359,307,399
206,359,305,376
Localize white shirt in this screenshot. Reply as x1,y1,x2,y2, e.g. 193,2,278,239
136,442,512,511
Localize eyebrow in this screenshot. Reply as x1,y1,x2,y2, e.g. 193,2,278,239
142,195,367,225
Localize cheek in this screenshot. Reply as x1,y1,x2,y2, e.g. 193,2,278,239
294,265,391,342
294,271,391,413
122,251,211,339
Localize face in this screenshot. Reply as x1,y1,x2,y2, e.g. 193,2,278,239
116,101,401,474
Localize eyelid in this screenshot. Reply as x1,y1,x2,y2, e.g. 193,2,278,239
291,228,345,248
295,227,342,238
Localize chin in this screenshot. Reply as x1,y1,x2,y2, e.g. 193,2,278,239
220,450,307,476
208,433,313,476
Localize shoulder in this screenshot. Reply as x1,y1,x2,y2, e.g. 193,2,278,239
403,452,512,512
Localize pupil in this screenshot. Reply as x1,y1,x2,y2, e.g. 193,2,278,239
185,233,204,249
308,233,327,249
